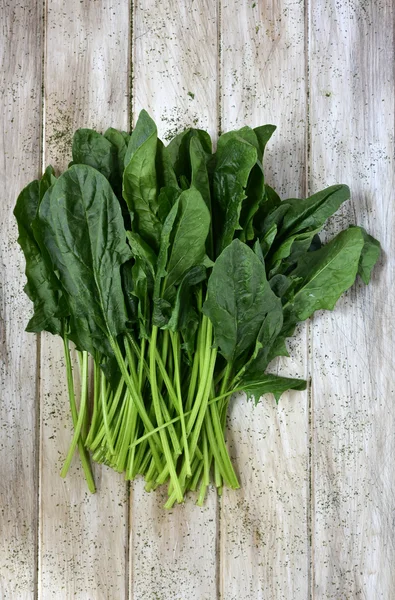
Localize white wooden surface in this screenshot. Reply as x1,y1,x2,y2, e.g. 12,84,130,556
0,0,394,598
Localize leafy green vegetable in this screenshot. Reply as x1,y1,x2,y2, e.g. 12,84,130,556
123,110,161,248
203,239,279,363
14,110,381,508
239,373,307,404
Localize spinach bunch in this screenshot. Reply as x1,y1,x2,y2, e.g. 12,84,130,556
14,110,381,507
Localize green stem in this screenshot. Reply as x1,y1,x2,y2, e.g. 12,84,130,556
170,331,191,476
85,358,101,448
100,371,115,455
150,326,183,503
89,376,125,452
164,344,217,508
138,337,146,391
61,351,91,483
109,335,164,473
62,337,95,492
128,389,240,450
186,316,211,436
189,458,204,492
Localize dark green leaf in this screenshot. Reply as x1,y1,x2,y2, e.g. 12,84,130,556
240,373,306,404
14,179,66,334
72,128,117,180
279,184,350,237
352,226,381,284
167,265,206,333
157,186,180,224
284,226,365,321
37,165,131,349
203,239,280,363
253,124,276,161
167,128,212,184
123,110,161,248
160,187,210,290
156,138,179,190
212,137,257,255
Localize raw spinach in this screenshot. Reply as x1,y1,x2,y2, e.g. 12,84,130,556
14,110,381,508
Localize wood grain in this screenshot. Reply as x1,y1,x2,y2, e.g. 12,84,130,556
220,0,310,597
1,0,394,596
309,0,395,597
130,1,219,598
39,1,130,597
0,1,43,597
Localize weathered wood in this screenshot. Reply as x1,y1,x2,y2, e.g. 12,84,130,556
130,1,219,597
309,0,395,597
39,1,130,597
220,1,310,597
0,2,43,597
2,1,395,596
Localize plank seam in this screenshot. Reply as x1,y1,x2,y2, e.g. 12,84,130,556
217,0,223,597
36,0,47,596
128,2,135,597
304,0,314,597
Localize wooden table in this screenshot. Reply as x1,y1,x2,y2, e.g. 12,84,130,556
1,0,393,597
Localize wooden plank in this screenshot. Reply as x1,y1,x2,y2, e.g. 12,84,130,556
220,1,310,598
130,1,219,597
309,1,395,597
0,2,43,598
39,1,130,597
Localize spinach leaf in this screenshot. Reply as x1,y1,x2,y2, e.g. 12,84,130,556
352,226,381,284
37,164,131,350
279,184,350,237
212,137,257,255
156,138,179,190
123,110,161,249
284,226,365,321
167,128,212,184
160,187,210,290
14,179,66,334
239,373,307,404
72,128,117,181
203,239,280,363
253,125,276,161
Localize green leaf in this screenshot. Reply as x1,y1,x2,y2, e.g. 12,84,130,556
259,223,277,258
104,127,130,169
167,128,212,184
190,136,211,210
157,186,180,223
161,187,210,290
152,188,209,327
126,231,157,278
238,163,265,242
123,110,161,249
167,265,206,333
236,293,284,379
239,373,307,404
353,226,381,284
121,261,138,325
279,184,350,237
203,239,280,363
253,124,276,161
37,165,131,349
72,128,117,181
254,184,282,233
39,165,56,201
14,179,66,334
156,138,179,190
212,137,257,255
216,127,259,154
285,226,365,321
